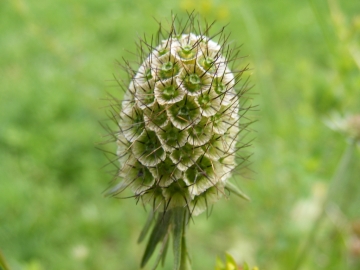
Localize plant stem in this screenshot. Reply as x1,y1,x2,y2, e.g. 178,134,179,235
292,139,356,270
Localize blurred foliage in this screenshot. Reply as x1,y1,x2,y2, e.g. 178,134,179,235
0,250,10,270
215,253,259,270
0,0,359,269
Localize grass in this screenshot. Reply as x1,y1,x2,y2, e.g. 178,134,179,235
1,0,359,269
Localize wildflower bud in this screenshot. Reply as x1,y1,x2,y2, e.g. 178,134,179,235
326,113,360,142
106,13,252,269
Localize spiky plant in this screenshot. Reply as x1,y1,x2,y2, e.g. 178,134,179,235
104,13,253,270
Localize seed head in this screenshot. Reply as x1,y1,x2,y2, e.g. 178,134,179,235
104,12,253,269
109,14,252,211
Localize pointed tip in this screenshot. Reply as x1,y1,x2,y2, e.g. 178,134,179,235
225,181,251,201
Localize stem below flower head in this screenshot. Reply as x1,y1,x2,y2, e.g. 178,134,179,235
139,207,192,270
292,139,357,270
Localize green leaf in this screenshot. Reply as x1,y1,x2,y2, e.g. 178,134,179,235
151,233,170,270
215,256,225,270
214,253,241,270
225,181,250,201
225,253,237,268
172,207,185,270
141,211,172,268
242,262,250,270
180,233,192,270
138,210,155,243
161,236,170,267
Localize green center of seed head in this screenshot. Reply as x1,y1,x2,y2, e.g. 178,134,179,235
182,45,192,55
149,108,167,127
214,79,225,94
189,74,200,84
184,74,201,92
193,125,203,135
179,106,189,116
134,114,143,125
163,85,176,99
162,62,173,71
136,167,153,185
210,113,222,126
145,68,152,80
187,158,212,183
137,168,144,177
167,128,178,141
204,57,214,68
144,94,154,104
198,94,210,106
160,61,179,80
159,48,168,56
178,44,195,60
156,158,176,179
145,141,156,152
157,112,167,123
186,166,202,184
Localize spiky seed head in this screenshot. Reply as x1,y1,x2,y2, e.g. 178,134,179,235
107,14,252,217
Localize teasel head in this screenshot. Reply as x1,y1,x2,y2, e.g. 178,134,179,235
104,12,254,270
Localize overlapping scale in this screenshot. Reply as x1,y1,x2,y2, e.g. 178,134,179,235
113,32,243,216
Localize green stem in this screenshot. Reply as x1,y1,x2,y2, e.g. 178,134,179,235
292,139,356,270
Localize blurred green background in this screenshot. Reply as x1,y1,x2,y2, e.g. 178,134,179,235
1,0,359,269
